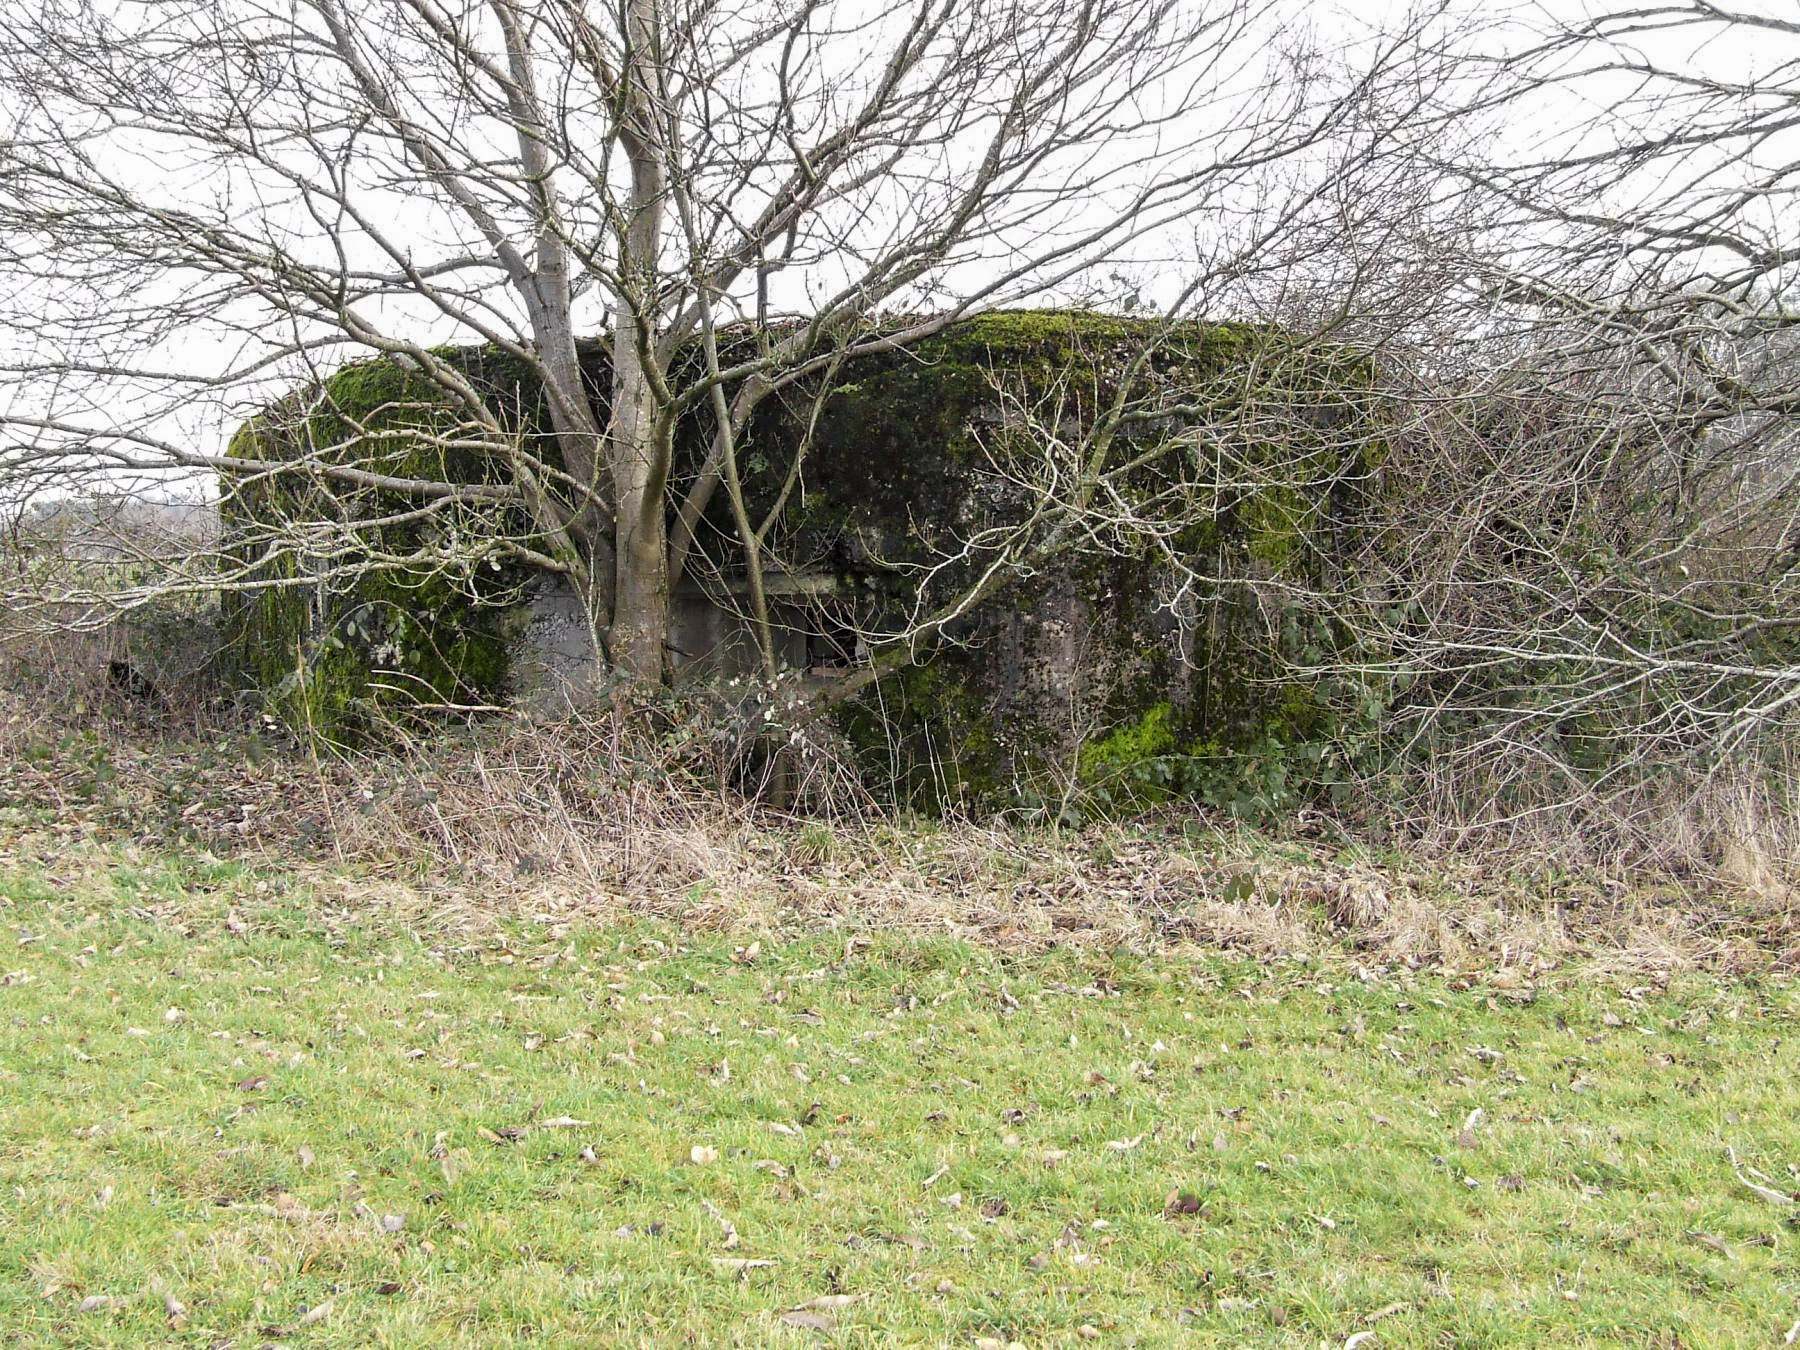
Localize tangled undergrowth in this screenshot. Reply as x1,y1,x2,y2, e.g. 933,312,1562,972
1,687,1795,976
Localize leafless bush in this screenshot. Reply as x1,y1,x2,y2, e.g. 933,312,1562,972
1282,315,1800,870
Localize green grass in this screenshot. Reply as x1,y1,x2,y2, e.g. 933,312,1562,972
1,852,1797,1347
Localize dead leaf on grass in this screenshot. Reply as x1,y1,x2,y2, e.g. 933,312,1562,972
1727,1146,1796,1206
1163,1190,1202,1218
702,1199,740,1249
1455,1107,1485,1150
1686,1230,1735,1258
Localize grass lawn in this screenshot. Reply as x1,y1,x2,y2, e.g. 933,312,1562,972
1,850,1796,1347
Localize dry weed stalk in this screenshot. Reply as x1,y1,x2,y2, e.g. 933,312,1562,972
1,692,1792,974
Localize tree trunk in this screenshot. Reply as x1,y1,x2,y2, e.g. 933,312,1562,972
607,0,671,685
608,332,670,684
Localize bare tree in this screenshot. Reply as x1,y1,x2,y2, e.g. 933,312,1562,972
0,0,1457,700
17,0,1790,854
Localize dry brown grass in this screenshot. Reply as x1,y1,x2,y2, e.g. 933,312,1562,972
1390,737,1800,885
5,688,1796,974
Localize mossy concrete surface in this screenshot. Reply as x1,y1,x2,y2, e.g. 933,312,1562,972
221,350,555,738
221,312,1381,809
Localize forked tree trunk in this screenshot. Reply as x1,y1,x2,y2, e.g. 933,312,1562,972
607,0,672,685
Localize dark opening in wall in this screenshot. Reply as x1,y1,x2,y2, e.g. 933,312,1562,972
800,608,860,675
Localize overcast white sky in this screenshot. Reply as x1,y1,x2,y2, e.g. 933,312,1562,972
1,0,1793,502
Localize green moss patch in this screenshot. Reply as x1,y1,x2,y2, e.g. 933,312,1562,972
221,352,558,742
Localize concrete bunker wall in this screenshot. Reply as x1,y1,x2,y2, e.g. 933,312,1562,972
220,311,1380,808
